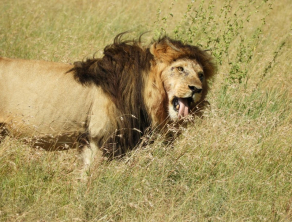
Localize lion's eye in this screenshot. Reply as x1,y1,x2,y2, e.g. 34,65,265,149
177,66,184,72
198,72,204,81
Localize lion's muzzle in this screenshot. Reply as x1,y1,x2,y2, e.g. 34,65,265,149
188,85,202,95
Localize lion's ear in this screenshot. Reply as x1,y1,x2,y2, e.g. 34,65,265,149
150,38,181,63
149,43,160,58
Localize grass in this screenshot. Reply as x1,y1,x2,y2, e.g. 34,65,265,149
1,0,292,221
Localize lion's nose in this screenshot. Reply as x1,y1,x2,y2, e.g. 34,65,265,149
188,85,202,94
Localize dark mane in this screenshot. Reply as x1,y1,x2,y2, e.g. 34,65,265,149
70,33,153,157
70,33,216,157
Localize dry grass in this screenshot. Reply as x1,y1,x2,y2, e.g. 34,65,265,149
1,0,292,221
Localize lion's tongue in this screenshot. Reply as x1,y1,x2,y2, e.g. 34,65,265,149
178,98,189,118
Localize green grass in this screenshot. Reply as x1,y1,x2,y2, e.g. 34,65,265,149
1,0,292,221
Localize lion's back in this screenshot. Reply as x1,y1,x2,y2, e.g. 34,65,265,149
0,57,95,138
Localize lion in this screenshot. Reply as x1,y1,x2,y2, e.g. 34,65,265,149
0,33,216,169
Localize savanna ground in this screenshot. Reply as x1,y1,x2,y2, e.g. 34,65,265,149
0,0,292,221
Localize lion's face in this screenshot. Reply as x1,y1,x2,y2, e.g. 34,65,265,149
161,59,204,120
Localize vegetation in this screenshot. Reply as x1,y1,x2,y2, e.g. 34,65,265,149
1,0,291,221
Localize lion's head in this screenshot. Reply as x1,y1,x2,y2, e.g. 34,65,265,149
71,33,216,156
145,36,216,126
162,58,205,119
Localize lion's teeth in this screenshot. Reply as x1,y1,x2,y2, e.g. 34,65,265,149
176,105,179,110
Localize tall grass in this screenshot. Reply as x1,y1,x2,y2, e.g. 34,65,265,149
1,0,292,221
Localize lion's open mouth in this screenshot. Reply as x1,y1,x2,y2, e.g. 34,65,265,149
172,97,193,117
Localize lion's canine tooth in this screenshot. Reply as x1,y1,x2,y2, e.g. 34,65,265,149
176,105,179,110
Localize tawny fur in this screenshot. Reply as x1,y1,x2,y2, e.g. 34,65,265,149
0,33,216,167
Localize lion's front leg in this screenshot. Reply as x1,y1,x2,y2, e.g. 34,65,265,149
78,141,103,178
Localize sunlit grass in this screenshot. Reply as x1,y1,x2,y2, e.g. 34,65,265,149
1,0,292,221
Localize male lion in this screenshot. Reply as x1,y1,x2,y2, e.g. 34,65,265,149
0,34,216,169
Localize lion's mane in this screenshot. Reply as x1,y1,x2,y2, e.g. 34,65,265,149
71,33,216,157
